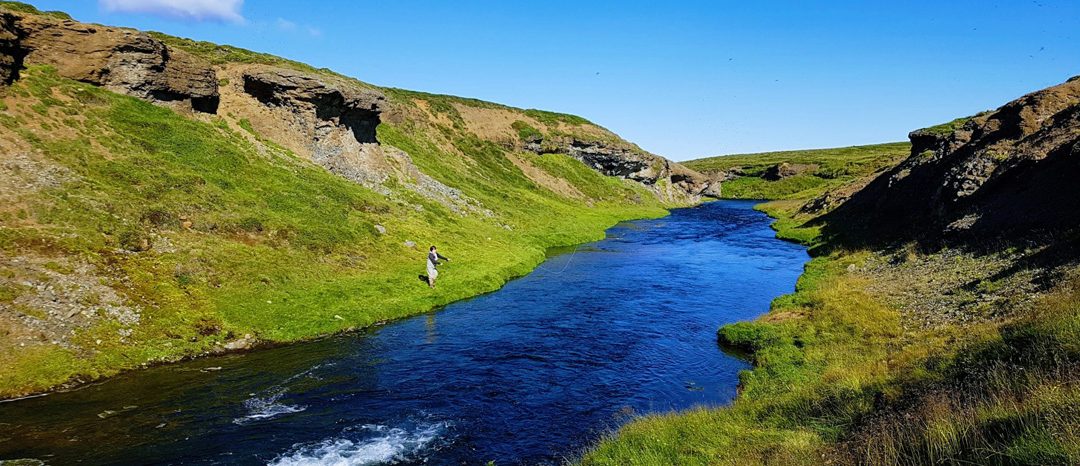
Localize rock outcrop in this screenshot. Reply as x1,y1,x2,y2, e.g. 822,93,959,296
763,162,816,181
823,76,1080,245
525,137,719,199
239,67,389,185
233,66,490,215
243,68,384,145
0,13,25,85
0,10,218,113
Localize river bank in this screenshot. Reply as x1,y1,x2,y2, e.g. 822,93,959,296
0,59,701,399
581,199,1080,465
0,200,807,465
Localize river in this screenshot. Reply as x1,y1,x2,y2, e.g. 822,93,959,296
0,200,808,465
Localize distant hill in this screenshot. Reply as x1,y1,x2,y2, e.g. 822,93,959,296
684,142,910,200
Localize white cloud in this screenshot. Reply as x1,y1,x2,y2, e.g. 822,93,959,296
275,17,296,31
99,0,245,23
273,17,322,38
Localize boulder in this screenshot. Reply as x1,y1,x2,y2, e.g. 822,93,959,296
762,162,816,181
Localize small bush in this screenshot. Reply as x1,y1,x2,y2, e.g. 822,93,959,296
116,228,149,252
511,120,542,142
236,217,265,233
140,207,176,228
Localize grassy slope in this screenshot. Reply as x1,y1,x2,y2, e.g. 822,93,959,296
684,142,910,200
0,59,675,398
582,178,1080,462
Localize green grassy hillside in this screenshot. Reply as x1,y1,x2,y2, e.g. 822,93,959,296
685,142,910,200
0,58,676,397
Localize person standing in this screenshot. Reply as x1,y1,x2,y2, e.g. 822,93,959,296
427,246,449,289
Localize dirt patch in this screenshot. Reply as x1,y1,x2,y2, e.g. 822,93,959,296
414,99,456,128
454,103,522,144
506,154,586,200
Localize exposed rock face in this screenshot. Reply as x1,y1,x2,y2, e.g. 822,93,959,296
239,67,390,186
236,66,491,216
243,68,384,145
0,13,26,85
525,137,718,199
823,76,1080,245
0,11,218,113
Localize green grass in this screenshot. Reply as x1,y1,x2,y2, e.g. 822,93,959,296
919,112,990,136
684,142,911,200
511,120,542,141
0,67,674,397
523,108,592,127
0,1,71,19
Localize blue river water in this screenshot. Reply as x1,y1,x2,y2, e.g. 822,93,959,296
0,200,807,465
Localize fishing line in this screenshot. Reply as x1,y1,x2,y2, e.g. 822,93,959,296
544,244,582,275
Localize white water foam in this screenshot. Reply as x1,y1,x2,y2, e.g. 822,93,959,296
233,388,306,425
234,364,337,425
269,422,448,466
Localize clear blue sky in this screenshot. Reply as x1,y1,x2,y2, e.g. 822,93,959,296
26,0,1080,160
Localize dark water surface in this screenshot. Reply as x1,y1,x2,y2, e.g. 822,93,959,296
0,200,807,465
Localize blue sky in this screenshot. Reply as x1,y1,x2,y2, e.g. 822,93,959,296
26,0,1080,160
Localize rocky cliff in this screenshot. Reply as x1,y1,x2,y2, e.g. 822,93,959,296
523,135,719,198
822,76,1080,246
0,11,218,113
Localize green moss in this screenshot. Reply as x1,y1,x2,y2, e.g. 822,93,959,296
511,120,542,141
237,118,256,135
922,116,973,135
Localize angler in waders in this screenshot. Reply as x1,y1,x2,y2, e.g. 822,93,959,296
427,246,450,289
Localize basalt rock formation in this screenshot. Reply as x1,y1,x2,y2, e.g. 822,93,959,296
243,68,384,144
239,67,388,186
525,137,719,198
823,76,1080,246
0,11,218,113
0,13,25,85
